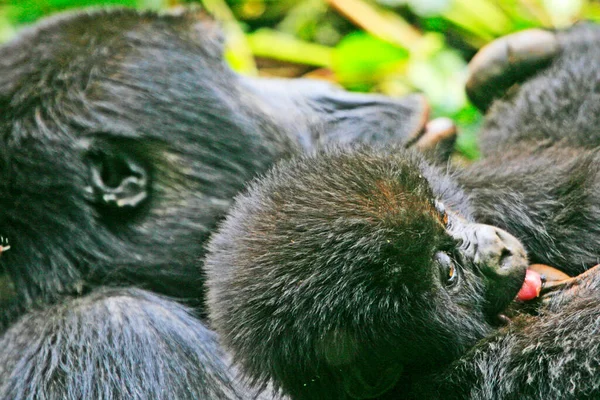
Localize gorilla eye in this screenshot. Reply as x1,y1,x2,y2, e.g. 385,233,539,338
448,264,456,282
435,252,458,285
435,201,449,226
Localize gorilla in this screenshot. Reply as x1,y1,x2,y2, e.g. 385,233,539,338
205,23,600,399
0,8,442,399
206,148,531,399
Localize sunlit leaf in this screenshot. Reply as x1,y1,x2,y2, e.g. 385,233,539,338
248,28,333,67
377,0,451,17
0,11,16,43
202,0,257,74
408,48,467,114
136,0,166,9
452,105,481,159
6,0,137,24
333,31,408,88
327,0,422,49
543,0,582,27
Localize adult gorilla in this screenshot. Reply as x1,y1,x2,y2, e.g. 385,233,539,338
0,8,437,399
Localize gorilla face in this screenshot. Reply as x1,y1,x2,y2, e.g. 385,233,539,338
0,8,431,322
206,148,528,400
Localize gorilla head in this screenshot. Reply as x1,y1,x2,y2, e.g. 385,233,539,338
206,148,529,400
0,8,432,321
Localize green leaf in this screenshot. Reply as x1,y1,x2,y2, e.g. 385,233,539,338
333,31,408,88
453,105,482,160
247,28,333,67
408,48,467,114
6,0,137,25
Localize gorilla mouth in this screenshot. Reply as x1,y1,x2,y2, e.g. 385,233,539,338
522,264,571,300
497,263,600,328
495,264,567,325
516,268,542,301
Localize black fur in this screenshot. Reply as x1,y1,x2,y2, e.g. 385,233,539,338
0,8,425,315
458,23,600,275
0,288,260,399
206,22,600,400
409,22,600,399
0,8,429,399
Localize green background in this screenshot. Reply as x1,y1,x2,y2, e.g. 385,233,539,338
1,0,597,158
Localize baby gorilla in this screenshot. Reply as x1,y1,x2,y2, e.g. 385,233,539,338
206,148,529,400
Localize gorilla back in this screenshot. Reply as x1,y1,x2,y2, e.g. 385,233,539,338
1,288,258,399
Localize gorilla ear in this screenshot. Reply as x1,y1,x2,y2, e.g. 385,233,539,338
86,144,149,210
340,363,403,399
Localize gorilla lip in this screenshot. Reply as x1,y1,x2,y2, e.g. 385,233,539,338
520,264,572,300
516,269,542,301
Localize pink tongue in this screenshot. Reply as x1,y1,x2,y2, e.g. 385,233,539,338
517,269,542,301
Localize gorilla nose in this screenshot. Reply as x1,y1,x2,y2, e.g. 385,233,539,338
473,224,528,276
465,224,529,316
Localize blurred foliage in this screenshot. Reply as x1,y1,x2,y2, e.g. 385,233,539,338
1,0,599,159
